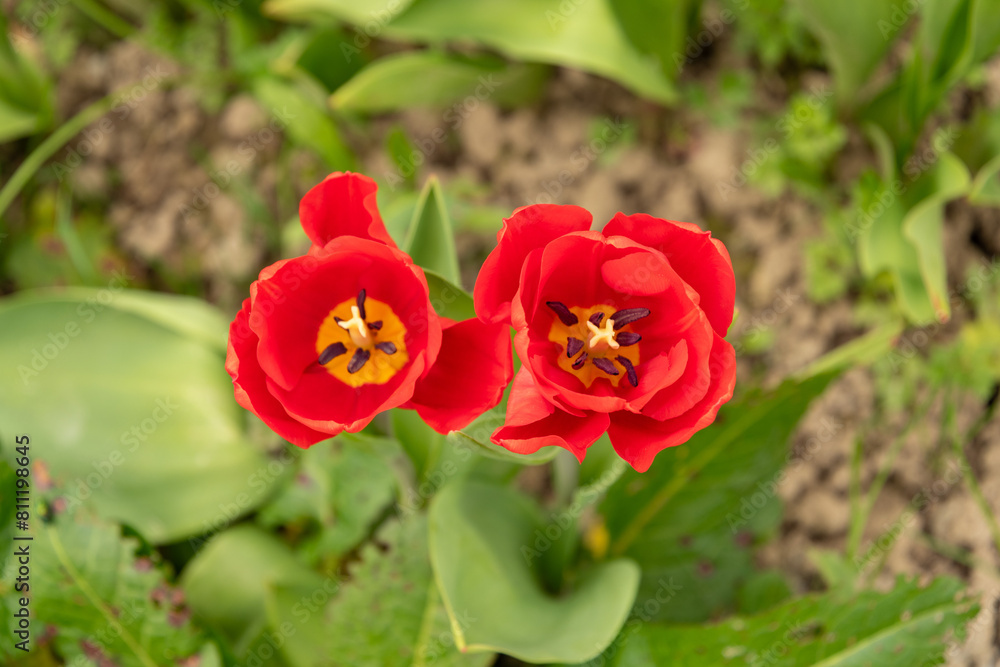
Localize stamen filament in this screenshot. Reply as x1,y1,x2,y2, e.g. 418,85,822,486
338,305,369,346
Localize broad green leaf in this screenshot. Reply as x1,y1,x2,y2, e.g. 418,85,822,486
600,373,836,623
0,460,14,571
793,0,908,105
264,0,416,25
327,516,493,667
600,576,977,666
27,512,207,667
857,153,970,323
794,320,904,379
181,525,328,665
331,50,548,113
969,154,1000,205
609,0,700,79
405,177,462,286
386,0,677,103
252,75,356,170
0,289,272,543
257,436,398,564
429,480,640,663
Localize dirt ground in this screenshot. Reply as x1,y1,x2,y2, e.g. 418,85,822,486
53,41,1000,666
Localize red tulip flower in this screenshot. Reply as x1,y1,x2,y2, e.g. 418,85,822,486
474,205,736,472
227,172,512,447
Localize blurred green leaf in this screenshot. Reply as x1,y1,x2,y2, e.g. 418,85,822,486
28,512,207,667
386,0,677,103
600,373,836,623
405,177,462,285
609,0,700,79
600,576,978,666
793,0,907,105
0,14,53,142
264,0,416,24
182,525,327,666
332,50,548,113
252,75,356,170
429,479,640,663
448,407,560,465
856,153,970,324
735,569,793,615
0,460,14,571
423,269,476,322
326,516,494,667
0,289,271,543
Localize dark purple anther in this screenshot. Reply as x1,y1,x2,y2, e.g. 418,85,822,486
566,337,584,358
375,342,397,355
546,301,579,326
347,349,370,373
357,289,367,320
572,352,589,369
318,342,347,364
616,356,639,387
367,320,383,331
592,357,619,376
589,312,605,326
616,332,642,346
611,308,651,329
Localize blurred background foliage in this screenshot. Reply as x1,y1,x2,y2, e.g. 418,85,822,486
1,0,1000,665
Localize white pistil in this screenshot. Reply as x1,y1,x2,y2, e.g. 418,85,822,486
587,318,619,350
338,305,369,347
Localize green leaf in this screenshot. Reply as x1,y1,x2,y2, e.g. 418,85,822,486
0,460,14,571
0,289,272,543
600,373,837,623
423,269,476,322
857,153,970,323
327,516,494,667
794,320,904,379
252,75,356,170
386,0,677,103
332,50,548,113
447,408,560,465
609,0,700,79
181,525,327,664
28,512,207,667
602,576,978,666
257,436,398,563
793,0,908,105
429,479,640,663
264,0,416,25
405,177,462,286
0,98,42,143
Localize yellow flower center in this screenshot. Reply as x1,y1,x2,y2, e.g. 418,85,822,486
315,290,409,387
545,302,647,389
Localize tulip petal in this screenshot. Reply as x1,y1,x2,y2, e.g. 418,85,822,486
492,369,609,462
474,204,592,324
405,316,514,433
603,213,735,336
226,299,336,447
608,334,736,472
300,171,397,249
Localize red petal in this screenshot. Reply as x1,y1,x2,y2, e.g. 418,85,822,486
636,313,718,421
491,369,609,462
226,299,336,447
608,334,736,472
300,172,396,249
474,204,592,324
603,213,735,336
405,317,514,433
